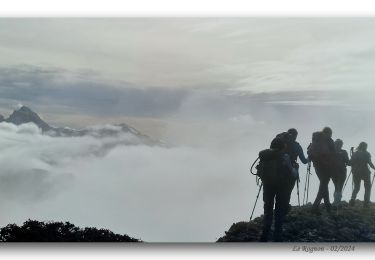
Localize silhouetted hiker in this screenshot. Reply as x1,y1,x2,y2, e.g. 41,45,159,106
258,137,297,242
349,142,375,208
307,126,336,214
332,139,350,204
285,128,308,207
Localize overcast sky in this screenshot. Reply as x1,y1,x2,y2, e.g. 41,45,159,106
0,18,374,115
1,18,375,91
1,18,375,242
1,19,375,126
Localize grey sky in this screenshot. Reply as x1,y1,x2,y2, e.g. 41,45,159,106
1,18,375,126
1,18,375,93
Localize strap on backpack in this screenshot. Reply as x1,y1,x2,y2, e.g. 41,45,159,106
250,157,260,175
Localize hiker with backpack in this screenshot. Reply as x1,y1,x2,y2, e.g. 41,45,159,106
349,142,375,208
285,128,308,207
257,137,298,242
332,139,350,204
307,127,337,214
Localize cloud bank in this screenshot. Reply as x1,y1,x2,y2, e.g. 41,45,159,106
1,91,374,242
0,121,258,242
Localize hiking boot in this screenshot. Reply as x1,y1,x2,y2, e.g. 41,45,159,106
364,201,370,208
349,199,355,207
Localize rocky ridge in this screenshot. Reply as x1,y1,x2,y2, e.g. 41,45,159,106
218,200,375,242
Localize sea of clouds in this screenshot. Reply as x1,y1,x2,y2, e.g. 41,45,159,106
0,121,260,242
0,92,374,242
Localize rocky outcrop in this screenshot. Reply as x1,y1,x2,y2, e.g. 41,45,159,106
218,200,375,242
0,219,141,242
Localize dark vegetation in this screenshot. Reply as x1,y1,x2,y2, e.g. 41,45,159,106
0,219,141,242
218,200,375,242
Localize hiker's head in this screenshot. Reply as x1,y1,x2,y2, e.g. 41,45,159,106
334,139,343,150
322,127,332,138
287,128,298,141
270,137,286,151
357,142,368,151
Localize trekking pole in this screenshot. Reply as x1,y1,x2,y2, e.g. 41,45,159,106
296,177,301,207
303,166,309,205
306,163,311,204
343,170,352,192
302,163,310,205
250,183,263,221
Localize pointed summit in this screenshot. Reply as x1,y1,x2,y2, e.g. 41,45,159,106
5,106,52,131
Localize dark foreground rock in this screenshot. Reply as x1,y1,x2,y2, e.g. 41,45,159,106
0,219,141,242
218,200,375,242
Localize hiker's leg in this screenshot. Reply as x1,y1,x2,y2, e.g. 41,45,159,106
337,170,347,202
363,174,371,205
274,186,289,242
351,173,361,201
312,166,324,209
260,184,275,242
332,174,340,204
321,173,331,212
287,177,296,203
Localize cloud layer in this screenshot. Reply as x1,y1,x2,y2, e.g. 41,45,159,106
1,94,374,242
0,122,258,242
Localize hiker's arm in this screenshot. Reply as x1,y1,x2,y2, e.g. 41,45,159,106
283,154,298,179
306,143,312,162
368,155,375,170
297,144,308,164
369,161,375,170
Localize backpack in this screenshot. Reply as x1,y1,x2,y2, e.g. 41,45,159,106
256,148,287,184
307,131,330,162
350,151,371,174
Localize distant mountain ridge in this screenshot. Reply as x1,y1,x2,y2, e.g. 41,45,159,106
0,106,160,145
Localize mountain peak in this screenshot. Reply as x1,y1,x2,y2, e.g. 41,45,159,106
17,105,34,113
5,105,52,131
